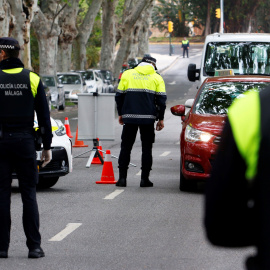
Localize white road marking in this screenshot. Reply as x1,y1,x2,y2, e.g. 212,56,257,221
49,223,82,241
168,81,176,85
71,117,78,120
104,189,124,200
160,151,171,157
175,141,180,145
136,170,141,176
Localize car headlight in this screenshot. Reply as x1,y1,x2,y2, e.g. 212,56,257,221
185,125,213,143
71,89,80,95
54,119,66,136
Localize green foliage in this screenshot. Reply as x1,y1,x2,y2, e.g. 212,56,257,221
86,46,100,68
115,0,125,24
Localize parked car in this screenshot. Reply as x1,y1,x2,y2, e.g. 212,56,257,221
96,69,115,93
57,72,86,102
128,57,139,68
12,116,73,189
40,74,65,110
171,74,270,191
76,70,104,93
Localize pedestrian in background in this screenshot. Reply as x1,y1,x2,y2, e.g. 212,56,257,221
115,56,167,187
181,37,189,58
0,37,52,259
204,88,270,270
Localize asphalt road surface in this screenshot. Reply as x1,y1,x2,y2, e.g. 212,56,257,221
2,44,256,270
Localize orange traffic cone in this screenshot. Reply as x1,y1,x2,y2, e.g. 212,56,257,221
96,150,116,184
73,126,88,148
64,117,73,138
91,138,104,164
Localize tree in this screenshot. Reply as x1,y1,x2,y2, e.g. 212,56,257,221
73,0,103,70
58,0,79,72
112,0,154,79
31,1,65,75
0,0,11,37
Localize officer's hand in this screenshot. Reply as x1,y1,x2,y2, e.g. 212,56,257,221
119,116,124,125
156,120,164,131
41,149,52,167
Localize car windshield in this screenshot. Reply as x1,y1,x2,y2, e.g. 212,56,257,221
194,81,270,115
57,74,81,84
205,42,270,76
81,71,94,81
41,76,55,87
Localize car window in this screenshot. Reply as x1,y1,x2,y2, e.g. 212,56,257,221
205,42,270,76
41,76,55,87
194,81,270,115
57,74,81,85
81,71,94,81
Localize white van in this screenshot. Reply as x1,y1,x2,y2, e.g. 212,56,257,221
188,33,270,84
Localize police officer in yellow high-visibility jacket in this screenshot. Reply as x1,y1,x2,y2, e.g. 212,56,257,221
204,88,270,270
0,37,52,259
181,37,189,58
115,56,167,187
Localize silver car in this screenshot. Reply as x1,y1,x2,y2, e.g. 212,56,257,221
57,72,86,102
40,74,65,110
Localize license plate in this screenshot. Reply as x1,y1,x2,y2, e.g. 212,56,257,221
36,151,42,161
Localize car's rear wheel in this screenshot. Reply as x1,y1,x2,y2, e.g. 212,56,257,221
58,96,65,111
37,176,59,189
180,159,196,192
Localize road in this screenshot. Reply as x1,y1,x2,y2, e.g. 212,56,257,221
2,44,255,270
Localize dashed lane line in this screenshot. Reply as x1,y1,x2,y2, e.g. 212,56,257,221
160,151,171,157
104,189,124,200
49,223,82,241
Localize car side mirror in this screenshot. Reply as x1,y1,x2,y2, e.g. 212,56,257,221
187,63,200,82
170,105,185,116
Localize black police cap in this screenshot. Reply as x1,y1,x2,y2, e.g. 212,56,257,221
141,56,157,66
0,37,20,50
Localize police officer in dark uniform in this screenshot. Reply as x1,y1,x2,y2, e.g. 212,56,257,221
181,37,189,58
115,56,167,187
0,37,52,259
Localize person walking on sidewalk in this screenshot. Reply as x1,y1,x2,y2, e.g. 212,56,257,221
181,37,189,58
115,56,167,187
0,37,52,259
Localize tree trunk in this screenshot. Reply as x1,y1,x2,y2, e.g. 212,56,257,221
99,0,119,71
138,2,154,57
112,0,154,79
204,0,211,36
8,0,37,69
58,0,79,72
31,1,62,75
73,0,103,70
0,0,11,37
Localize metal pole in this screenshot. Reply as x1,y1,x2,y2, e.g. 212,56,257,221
220,0,224,33
169,33,172,56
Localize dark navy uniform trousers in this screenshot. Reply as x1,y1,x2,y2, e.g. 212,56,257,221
0,131,41,251
119,123,155,172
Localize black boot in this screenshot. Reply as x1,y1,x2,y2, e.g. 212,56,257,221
140,171,153,187
116,169,127,187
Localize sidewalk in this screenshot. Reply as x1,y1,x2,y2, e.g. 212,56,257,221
151,53,179,73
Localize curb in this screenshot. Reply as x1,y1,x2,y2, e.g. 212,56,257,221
158,56,180,74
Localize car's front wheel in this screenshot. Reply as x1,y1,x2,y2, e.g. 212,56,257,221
37,176,59,189
180,159,196,192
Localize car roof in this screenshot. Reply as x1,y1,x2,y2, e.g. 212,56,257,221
205,33,270,42
57,72,81,75
203,75,270,84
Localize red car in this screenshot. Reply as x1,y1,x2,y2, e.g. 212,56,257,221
171,75,270,191
118,63,130,82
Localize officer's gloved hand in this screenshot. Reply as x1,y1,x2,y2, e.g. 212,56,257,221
41,149,52,167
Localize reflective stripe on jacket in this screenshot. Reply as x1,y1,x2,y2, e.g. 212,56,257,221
227,91,261,180
115,65,166,124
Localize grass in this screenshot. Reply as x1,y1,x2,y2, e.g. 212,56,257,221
149,36,205,43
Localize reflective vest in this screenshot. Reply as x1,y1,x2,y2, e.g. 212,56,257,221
0,68,40,123
116,65,166,124
227,91,261,180
182,40,189,45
